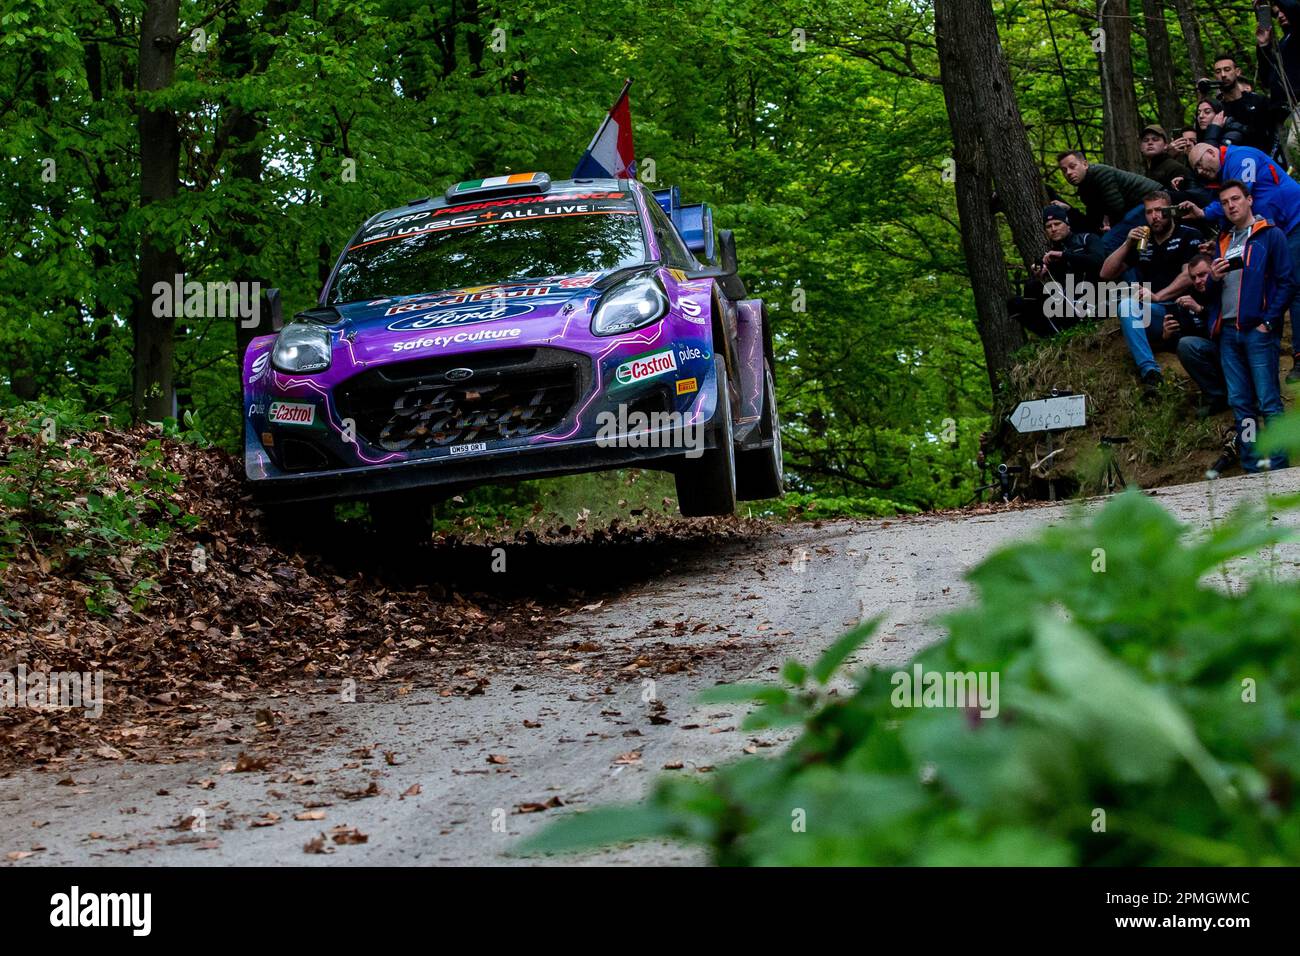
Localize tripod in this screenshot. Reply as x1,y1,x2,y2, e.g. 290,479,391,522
1099,435,1129,493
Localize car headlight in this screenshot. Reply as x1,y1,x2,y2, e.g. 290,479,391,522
271,323,332,373
591,273,669,336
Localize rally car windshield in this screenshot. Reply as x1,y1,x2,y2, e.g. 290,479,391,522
327,190,647,305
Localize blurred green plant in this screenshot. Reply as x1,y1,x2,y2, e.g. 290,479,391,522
523,486,1300,865
752,491,920,520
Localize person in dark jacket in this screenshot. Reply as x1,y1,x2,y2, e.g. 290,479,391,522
1056,151,1163,256
1257,2,1300,128
1168,254,1230,417
1194,98,1251,148
1100,190,1205,387
1140,123,1213,208
1140,125,1193,188
1009,205,1106,337
1204,179,1297,472
1208,54,1275,152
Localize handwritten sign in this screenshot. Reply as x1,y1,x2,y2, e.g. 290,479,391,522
1009,394,1086,434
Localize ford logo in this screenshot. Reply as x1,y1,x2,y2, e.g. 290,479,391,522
445,368,474,382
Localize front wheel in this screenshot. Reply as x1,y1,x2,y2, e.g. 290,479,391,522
675,356,737,517
736,358,784,501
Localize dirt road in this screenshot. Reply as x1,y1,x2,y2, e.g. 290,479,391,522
4,470,1298,866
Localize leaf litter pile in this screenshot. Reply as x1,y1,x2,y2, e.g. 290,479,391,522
1,421,769,765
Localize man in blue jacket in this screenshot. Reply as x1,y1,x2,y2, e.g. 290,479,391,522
1204,179,1297,473
1181,142,1300,379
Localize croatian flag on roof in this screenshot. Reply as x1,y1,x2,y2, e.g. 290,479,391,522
573,79,636,179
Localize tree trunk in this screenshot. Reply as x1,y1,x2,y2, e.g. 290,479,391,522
936,0,1047,270
1098,0,1144,171
934,0,1025,393
1169,0,1207,89
1142,0,1184,130
134,0,181,421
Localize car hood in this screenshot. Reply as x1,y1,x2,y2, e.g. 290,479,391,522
330,272,609,338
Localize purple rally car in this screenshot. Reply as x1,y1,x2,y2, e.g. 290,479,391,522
239,172,782,533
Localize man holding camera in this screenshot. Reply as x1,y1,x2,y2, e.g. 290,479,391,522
1202,54,1275,152
1010,205,1106,337
1100,191,1203,388
1204,179,1296,472
1170,254,1230,418
1180,141,1300,377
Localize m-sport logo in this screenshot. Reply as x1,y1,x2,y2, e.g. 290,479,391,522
50,886,151,936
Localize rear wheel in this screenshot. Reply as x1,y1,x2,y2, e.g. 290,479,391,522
675,356,737,517
736,359,784,501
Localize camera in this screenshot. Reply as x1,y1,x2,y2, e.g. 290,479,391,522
1197,77,1218,95
1225,251,1246,271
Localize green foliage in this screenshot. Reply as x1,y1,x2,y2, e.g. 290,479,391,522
524,489,1300,865
0,400,187,613
753,490,921,520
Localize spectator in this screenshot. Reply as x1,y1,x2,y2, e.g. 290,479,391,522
1143,123,1214,208
1056,151,1163,256
1204,179,1296,472
1193,97,1250,147
1009,205,1105,337
1168,254,1230,417
1139,124,1193,189
1169,125,1198,157
1181,141,1300,379
1206,54,1275,151
1256,2,1300,131
1100,190,1204,387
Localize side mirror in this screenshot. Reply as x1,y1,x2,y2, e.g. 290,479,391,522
236,286,281,361
717,229,738,276
265,287,284,332
715,230,747,300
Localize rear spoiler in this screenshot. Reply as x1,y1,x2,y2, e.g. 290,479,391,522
653,186,716,264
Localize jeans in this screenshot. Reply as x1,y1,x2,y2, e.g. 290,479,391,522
1219,324,1288,471
1118,298,1168,375
1176,335,1228,403
1101,205,1149,257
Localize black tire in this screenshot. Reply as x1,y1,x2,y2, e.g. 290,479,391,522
675,356,738,517
367,490,433,547
736,358,784,501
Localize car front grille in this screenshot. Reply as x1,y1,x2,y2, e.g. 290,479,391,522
335,348,587,452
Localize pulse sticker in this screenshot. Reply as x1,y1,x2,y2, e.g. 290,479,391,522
268,401,316,426
614,349,678,387
676,377,699,395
